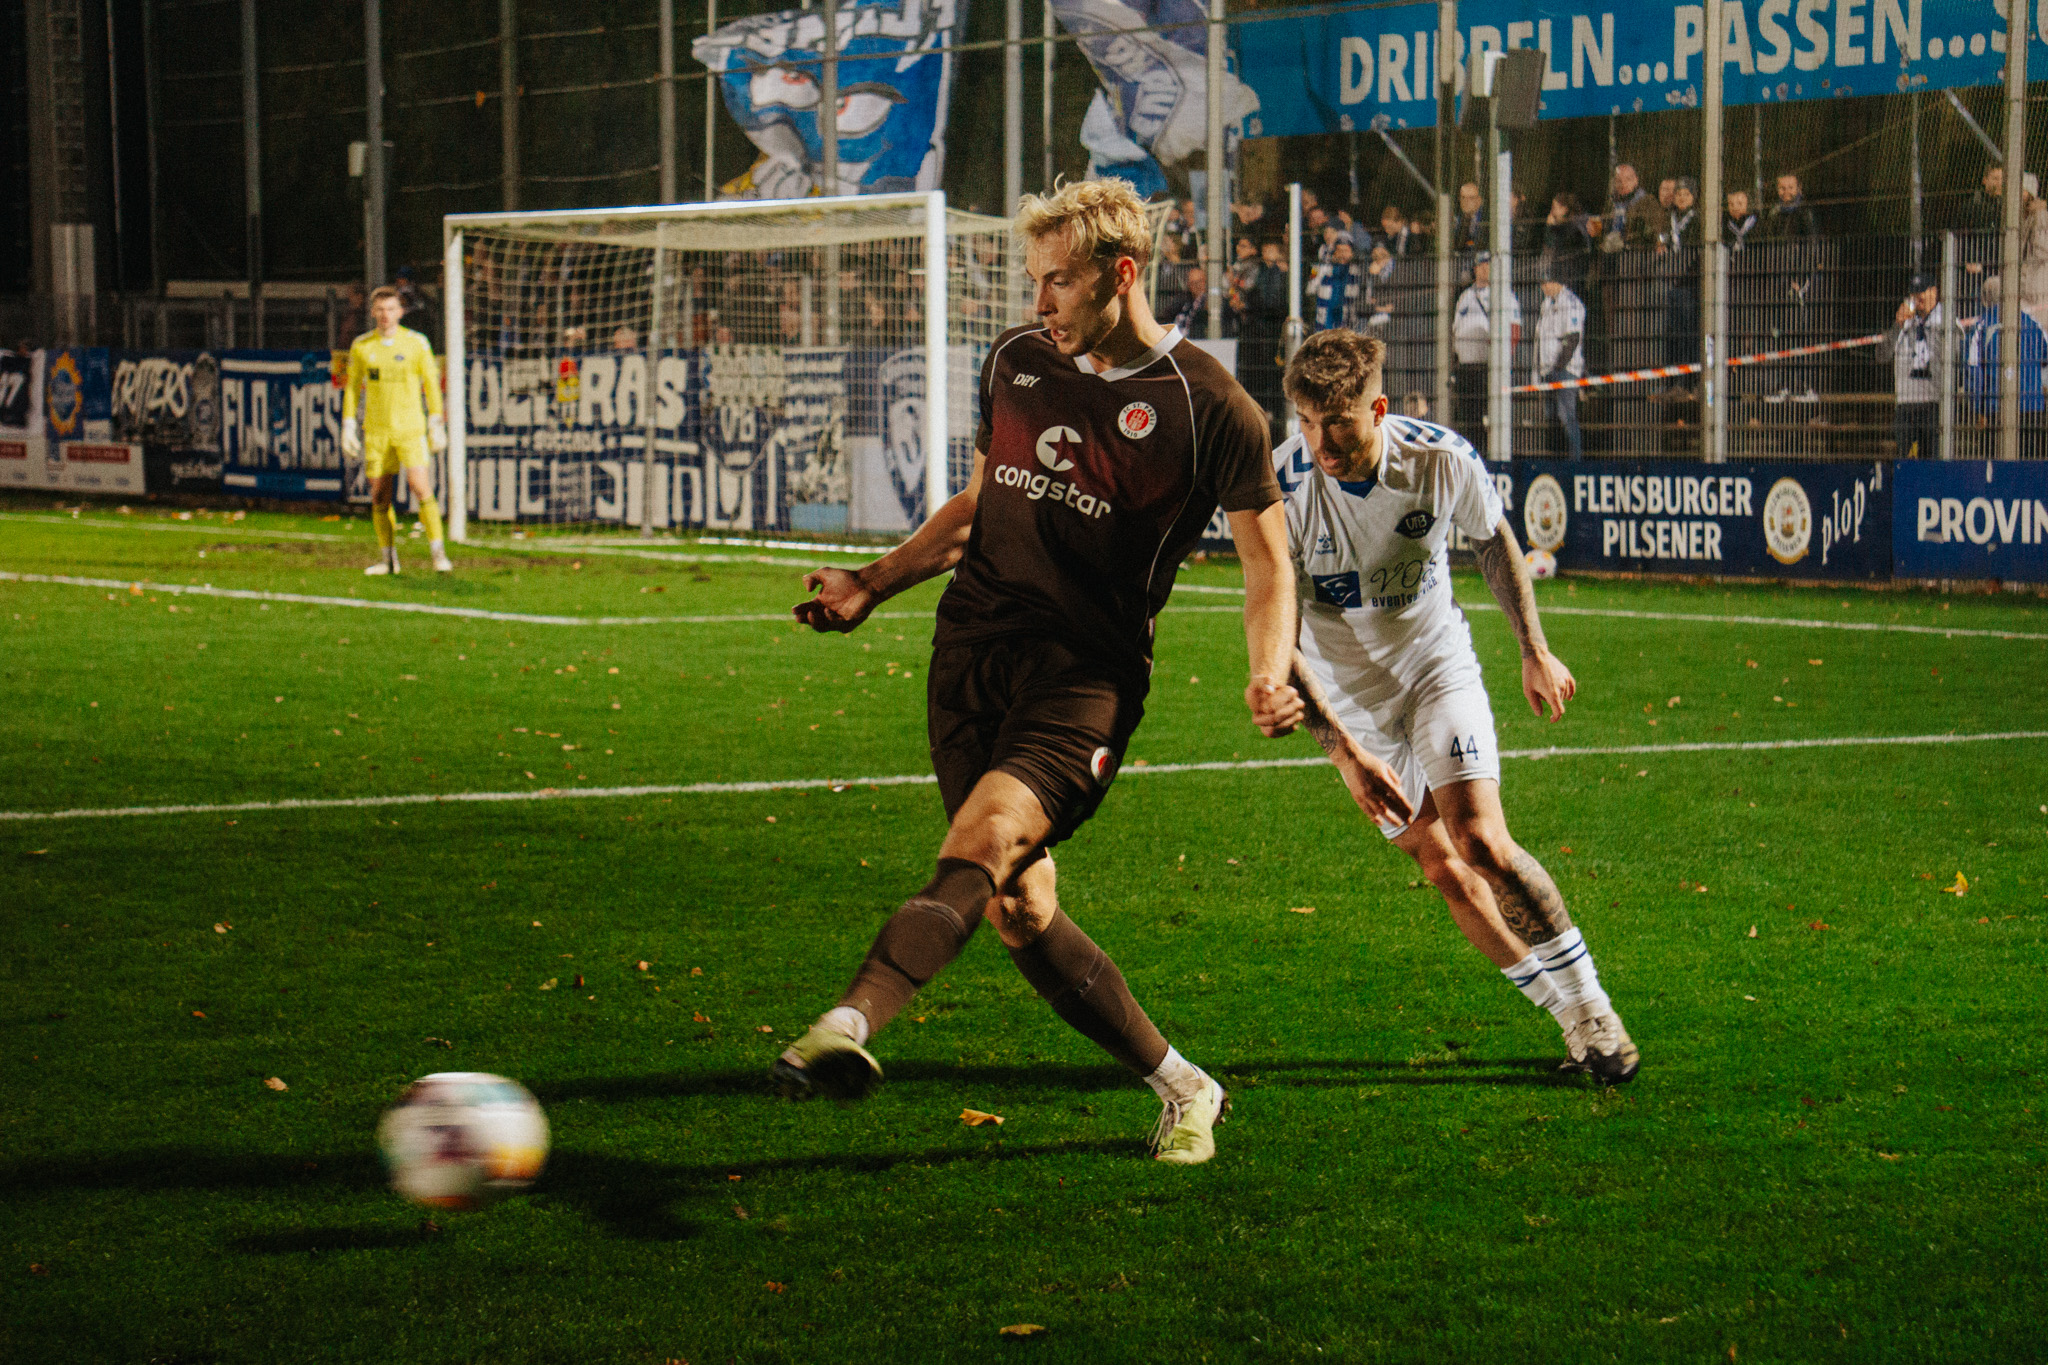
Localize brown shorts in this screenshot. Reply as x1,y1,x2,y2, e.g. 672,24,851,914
926,636,1148,849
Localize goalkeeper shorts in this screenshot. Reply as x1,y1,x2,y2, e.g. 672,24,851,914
362,431,430,480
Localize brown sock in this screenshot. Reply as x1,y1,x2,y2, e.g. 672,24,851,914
837,858,993,1036
1006,911,1169,1076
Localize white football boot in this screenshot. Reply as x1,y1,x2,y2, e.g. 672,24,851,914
431,543,454,573
364,548,401,576
1558,1000,1640,1084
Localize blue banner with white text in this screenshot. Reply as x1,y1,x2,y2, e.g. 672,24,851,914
1488,459,1893,579
1892,459,2048,580
1238,0,2048,138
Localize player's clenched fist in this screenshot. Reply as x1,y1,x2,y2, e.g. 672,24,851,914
1246,677,1305,737
793,566,879,633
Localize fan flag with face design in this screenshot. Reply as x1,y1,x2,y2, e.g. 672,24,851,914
693,0,965,200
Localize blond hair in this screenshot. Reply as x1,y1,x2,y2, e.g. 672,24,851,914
1015,177,1153,271
1284,330,1387,413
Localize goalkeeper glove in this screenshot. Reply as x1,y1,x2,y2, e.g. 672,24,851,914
428,414,449,454
341,417,362,460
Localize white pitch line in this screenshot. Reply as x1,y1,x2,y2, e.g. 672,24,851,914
1514,602,2048,643
0,511,351,541
4,729,2042,824
0,571,930,626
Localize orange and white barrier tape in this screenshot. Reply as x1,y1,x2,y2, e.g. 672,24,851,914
1510,332,1888,394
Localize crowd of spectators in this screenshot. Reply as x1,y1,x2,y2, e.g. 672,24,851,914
1151,155,2048,457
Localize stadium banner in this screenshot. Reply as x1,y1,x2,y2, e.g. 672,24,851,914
1050,0,1261,194
0,348,49,489
1494,459,1892,580
693,0,964,200
1236,0,2048,139
462,343,975,531
43,347,113,444
210,351,349,502
56,441,146,493
1892,459,2048,582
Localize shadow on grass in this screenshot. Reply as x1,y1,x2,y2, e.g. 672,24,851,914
535,1054,1583,1107
0,1137,1139,1246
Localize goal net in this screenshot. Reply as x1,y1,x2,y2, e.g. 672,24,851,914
441,192,1023,542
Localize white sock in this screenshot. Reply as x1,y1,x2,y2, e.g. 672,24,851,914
1142,1045,1207,1107
1534,927,1609,1018
818,1005,870,1045
1501,951,1560,1012
430,539,445,556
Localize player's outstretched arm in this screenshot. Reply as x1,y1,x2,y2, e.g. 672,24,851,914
1228,502,1304,736
1290,648,1414,827
1471,517,1577,721
793,449,988,633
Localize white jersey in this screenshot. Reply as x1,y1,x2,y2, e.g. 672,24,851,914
1276,414,1504,703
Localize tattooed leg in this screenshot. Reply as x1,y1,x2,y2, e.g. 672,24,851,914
1431,778,1574,946
1390,794,1530,968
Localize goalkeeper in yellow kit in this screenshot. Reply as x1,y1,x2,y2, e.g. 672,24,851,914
343,285,453,574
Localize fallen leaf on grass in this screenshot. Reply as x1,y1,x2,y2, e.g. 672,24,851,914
539,978,558,991
1666,696,1681,708
1808,921,1833,931
1522,1213,1556,1227
693,1012,710,1023
637,960,651,972
264,1077,287,1091
998,1324,1046,1338
1743,995,1757,1002
213,923,230,933
1940,872,1970,896
765,1282,785,1294
1288,905,1317,914
732,1205,749,1219
756,1025,774,1033
690,967,703,976
1808,658,1823,666
191,1011,206,1019
1746,926,1758,938
1877,1151,1901,1161
1977,916,1991,924
961,1109,1006,1127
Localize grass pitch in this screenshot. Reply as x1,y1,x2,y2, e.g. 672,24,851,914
3,497,2046,1364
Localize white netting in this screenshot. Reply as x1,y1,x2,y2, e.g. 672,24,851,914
448,196,1023,538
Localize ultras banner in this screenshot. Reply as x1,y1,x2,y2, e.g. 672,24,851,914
460,342,976,532
1238,0,2048,138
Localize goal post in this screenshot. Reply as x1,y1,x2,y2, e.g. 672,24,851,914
440,191,1022,542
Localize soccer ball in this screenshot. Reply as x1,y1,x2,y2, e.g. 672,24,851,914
377,1072,549,1209
1525,548,1559,580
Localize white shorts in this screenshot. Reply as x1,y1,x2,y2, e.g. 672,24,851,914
1298,636,1500,840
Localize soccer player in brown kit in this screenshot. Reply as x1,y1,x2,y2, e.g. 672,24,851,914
777,179,1302,1165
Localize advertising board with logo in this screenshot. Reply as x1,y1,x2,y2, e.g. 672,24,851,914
1498,459,1891,581
1892,459,2048,582
0,348,47,487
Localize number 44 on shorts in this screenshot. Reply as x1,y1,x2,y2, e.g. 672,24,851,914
1449,734,1482,761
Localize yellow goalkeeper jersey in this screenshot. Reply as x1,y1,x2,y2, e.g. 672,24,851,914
344,327,443,436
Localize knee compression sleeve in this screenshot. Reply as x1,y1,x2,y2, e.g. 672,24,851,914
838,858,994,1034
1007,911,1169,1076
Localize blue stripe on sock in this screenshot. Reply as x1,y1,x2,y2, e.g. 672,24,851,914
1507,967,1545,985
1542,945,1591,973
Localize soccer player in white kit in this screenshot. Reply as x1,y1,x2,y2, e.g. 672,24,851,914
1268,329,1638,1081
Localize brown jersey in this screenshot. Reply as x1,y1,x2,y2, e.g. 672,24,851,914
935,324,1281,682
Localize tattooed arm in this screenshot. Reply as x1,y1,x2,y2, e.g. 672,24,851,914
1289,648,1415,827
1471,517,1577,721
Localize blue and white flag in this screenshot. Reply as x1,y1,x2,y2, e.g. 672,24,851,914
693,0,965,199
1050,0,1260,184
